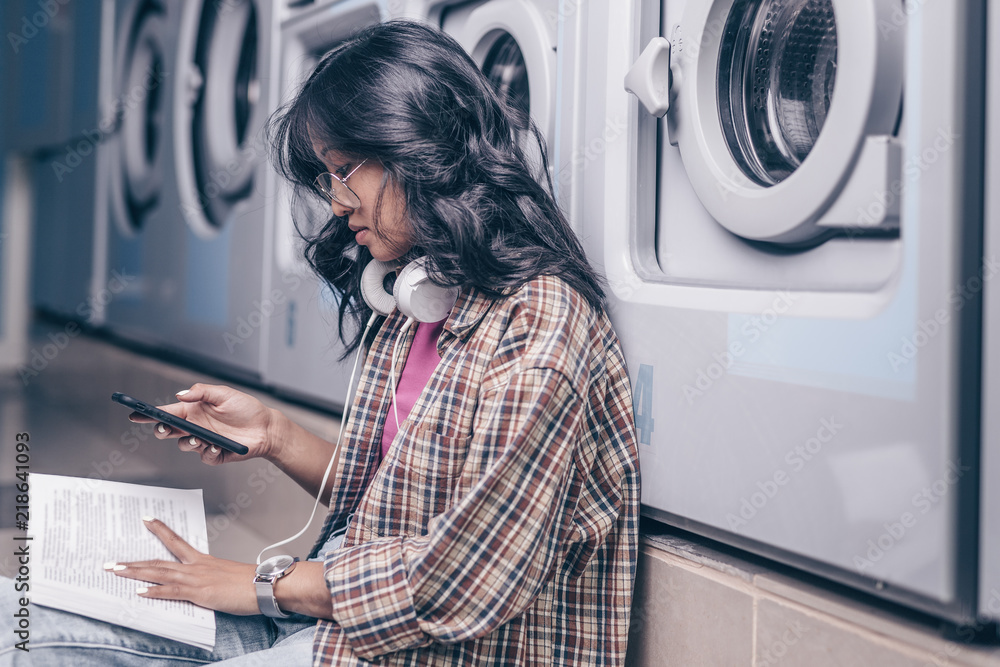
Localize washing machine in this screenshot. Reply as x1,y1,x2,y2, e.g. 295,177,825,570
574,0,989,623
11,0,111,320
158,0,277,379
435,0,560,184
263,0,389,409
96,0,182,341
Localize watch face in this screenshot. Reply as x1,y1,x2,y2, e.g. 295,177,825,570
258,554,295,576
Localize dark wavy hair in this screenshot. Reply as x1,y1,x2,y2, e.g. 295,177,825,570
269,20,605,355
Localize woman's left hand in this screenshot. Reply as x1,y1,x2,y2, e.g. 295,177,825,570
106,517,259,616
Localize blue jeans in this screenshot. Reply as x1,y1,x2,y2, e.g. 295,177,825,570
0,580,316,666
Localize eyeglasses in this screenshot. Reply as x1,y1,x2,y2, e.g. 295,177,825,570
314,158,368,210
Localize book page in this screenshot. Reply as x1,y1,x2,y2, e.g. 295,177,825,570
29,474,216,650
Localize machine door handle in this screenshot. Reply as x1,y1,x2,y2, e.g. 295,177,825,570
624,37,672,117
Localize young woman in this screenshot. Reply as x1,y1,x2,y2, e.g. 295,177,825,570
1,20,640,666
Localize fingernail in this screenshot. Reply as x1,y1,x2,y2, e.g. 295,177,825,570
176,389,190,396
113,564,127,572
103,561,117,570
189,436,198,447
210,445,219,454
142,515,155,523
127,415,136,422
157,424,166,434
136,587,148,595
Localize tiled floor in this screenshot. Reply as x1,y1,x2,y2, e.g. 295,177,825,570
0,318,342,577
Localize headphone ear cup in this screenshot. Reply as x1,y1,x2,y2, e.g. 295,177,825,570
360,260,397,316
394,258,459,323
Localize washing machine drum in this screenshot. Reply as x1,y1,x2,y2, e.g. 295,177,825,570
718,0,838,187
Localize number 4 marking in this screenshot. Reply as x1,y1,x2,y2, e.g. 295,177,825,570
634,364,655,446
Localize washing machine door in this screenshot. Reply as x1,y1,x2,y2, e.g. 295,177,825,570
628,0,904,244
109,0,167,235
443,0,557,153
175,0,260,237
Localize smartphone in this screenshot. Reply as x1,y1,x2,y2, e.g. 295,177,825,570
111,392,250,455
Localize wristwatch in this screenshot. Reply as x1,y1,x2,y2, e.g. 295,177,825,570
254,555,297,618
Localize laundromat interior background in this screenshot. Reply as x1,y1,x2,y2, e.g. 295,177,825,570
1,0,1000,664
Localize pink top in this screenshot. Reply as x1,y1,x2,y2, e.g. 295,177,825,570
380,318,446,458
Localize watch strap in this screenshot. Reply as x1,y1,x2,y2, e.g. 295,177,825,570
255,578,292,618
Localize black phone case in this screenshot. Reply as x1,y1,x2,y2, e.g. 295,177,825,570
111,392,250,455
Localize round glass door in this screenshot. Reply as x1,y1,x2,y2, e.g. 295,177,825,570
718,0,839,187
482,32,531,136
445,0,557,178
178,0,259,234
116,0,166,233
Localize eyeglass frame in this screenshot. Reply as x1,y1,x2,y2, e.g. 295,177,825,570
314,158,368,209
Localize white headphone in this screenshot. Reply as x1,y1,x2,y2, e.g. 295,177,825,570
361,257,459,323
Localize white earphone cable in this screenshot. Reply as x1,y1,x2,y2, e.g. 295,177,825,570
389,317,415,431
256,312,379,564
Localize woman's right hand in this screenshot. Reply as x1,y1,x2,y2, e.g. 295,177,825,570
128,384,281,466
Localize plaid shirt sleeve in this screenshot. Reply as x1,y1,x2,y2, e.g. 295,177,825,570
323,363,587,659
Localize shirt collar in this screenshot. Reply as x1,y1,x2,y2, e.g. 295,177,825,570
442,285,498,342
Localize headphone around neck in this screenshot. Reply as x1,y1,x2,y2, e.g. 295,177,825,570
360,257,459,323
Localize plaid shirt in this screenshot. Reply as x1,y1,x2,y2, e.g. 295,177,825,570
310,275,640,665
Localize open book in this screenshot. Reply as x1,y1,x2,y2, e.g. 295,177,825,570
28,474,216,650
